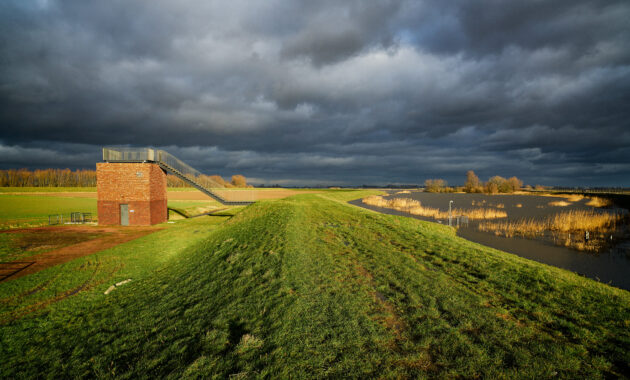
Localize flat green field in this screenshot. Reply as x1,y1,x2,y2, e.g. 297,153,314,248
0,193,222,227
1,191,629,378
0,195,98,229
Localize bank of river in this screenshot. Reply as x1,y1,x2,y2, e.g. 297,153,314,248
350,192,630,291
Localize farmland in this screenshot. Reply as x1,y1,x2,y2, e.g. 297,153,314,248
1,190,629,378
0,195,98,229
0,188,313,228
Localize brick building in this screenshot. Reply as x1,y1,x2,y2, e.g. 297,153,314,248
97,163,167,225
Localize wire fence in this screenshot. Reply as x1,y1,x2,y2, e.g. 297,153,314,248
49,212,93,225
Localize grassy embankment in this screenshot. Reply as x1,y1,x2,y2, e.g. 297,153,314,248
1,191,630,378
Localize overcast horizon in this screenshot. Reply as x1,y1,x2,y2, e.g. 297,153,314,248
1,1,629,187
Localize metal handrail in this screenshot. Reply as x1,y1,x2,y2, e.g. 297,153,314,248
102,147,253,205
103,147,223,188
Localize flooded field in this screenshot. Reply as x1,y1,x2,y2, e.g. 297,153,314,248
351,191,630,290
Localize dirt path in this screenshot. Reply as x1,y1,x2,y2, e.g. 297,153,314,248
0,226,160,282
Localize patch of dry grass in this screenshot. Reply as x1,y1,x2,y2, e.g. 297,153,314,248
395,190,411,194
515,203,522,208
566,194,585,202
586,197,612,207
549,200,571,207
362,196,507,220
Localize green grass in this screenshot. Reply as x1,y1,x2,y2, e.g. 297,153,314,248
0,195,97,229
1,191,629,378
167,200,226,219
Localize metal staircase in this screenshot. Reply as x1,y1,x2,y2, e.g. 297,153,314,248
102,147,254,206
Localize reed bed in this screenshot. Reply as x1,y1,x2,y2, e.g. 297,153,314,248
395,190,411,194
362,195,507,220
478,210,624,251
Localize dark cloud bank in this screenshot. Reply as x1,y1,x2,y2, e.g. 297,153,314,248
1,0,629,186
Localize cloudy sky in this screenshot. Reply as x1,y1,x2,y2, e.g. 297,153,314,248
1,0,629,186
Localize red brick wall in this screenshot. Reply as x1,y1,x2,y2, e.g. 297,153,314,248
150,199,168,225
97,163,167,225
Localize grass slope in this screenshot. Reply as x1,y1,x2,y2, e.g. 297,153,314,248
1,191,629,378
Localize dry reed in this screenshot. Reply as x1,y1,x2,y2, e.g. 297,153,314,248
396,190,411,194
480,210,620,235
478,209,623,251
362,196,507,220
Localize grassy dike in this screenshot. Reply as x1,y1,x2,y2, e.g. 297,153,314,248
1,191,629,378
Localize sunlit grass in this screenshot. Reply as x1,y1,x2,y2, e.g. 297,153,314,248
1,191,629,378
0,195,97,229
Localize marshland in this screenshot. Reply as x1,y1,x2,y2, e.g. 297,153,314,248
354,191,630,290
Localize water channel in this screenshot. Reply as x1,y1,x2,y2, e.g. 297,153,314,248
350,191,630,291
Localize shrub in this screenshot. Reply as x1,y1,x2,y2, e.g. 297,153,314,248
231,175,248,188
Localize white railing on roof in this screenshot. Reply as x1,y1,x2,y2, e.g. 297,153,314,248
103,147,224,188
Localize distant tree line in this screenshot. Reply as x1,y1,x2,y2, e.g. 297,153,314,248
424,171,524,194
465,171,523,193
0,168,97,187
0,168,251,188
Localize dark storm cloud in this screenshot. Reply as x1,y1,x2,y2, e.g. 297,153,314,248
0,0,629,186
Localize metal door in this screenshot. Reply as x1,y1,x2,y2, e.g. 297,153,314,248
120,204,129,226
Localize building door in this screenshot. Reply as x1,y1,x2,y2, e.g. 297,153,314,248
120,204,129,226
